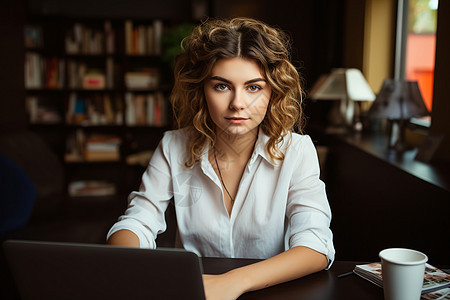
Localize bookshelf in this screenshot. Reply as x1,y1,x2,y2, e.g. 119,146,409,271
24,17,175,199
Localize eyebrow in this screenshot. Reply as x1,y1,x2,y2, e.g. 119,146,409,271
209,76,266,85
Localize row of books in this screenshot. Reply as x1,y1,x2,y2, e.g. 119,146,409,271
66,58,115,89
26,96,62,124
29,91,169,127
66,92,123,126
125,92,168,126
25,19,162,56
65,129,122,162
65,21,115,55
25,53,65,89
124,19,163,55
25,54,115,91
27,54,163,91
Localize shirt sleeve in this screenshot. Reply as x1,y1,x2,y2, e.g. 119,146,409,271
286,135,335,268
106,132,174,248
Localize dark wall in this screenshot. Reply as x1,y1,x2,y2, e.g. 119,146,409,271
342,0,366,70
0,0,27,133
26,0,194,20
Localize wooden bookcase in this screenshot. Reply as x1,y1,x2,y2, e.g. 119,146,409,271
24,16,178,200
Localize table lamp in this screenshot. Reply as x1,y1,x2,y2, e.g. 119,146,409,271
368,79,429,152
309,68,375,131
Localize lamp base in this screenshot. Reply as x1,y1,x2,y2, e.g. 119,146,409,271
388,119,413,153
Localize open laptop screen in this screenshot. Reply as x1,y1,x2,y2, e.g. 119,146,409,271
3,240,205,300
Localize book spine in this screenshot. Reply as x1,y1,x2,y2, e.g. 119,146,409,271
153,19,163,55
125,92,136,126
125,20,133,55
104,20,115,54
146,94,155,125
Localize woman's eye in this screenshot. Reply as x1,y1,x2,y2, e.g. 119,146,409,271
248,85,261,92
214,83,229,91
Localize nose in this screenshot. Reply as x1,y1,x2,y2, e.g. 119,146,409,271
229,89,246,110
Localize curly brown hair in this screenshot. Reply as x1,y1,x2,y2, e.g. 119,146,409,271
170,17,304,167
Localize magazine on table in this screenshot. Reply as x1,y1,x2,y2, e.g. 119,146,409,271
421,287,450,299
353,262,450,297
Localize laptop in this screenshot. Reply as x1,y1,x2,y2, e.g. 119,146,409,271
3,240,205,300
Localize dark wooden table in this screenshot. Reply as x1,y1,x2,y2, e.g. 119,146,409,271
202,258,384,300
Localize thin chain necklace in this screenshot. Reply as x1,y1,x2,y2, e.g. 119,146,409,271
213,146,235,204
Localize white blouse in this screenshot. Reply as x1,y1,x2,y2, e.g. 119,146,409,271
107,127,335,266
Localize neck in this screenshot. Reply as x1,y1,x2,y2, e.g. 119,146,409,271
214,127,258,162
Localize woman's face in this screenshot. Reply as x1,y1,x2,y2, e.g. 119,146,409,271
204,57,272,138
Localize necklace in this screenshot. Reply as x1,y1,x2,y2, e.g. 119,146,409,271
213,147,235,203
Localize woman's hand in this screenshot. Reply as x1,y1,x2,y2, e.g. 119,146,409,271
201,247,327,299
202,272,248,300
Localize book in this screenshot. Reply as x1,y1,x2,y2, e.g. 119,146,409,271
66,93,122,126
24,52,44,88
421,287,450,299
124,20,133,55
124,92,166,126
125,150,154,167
65,129,86,162
66,60,89,89
124,69,160,90
104,20,115,54
84,150,120,161
125,92,136,125
65,22,106,55
105,57,114,89
354,262,450,296
26,96,61,124
82,72,106,90
153,19,163,55
44,57,60,89
68,180,116,197
24,25,43,48
84,134,121,162
134,94,146,125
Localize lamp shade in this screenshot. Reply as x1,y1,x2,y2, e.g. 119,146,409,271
368,79,429,120
345,69,376,101
309,68,375,101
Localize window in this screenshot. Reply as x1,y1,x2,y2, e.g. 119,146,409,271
396,0,438,116
405,0,438,112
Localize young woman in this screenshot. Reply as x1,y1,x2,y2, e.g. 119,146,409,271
107,17,335,299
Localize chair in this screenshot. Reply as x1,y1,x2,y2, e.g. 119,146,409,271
0,154,36,237
0,130,64,223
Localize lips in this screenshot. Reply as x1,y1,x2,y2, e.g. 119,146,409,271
225,117,248,120
225,117,248,124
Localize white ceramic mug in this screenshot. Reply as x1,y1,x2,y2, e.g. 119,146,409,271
379,248,428,300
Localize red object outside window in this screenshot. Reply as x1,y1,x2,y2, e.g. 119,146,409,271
405,33,436,112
